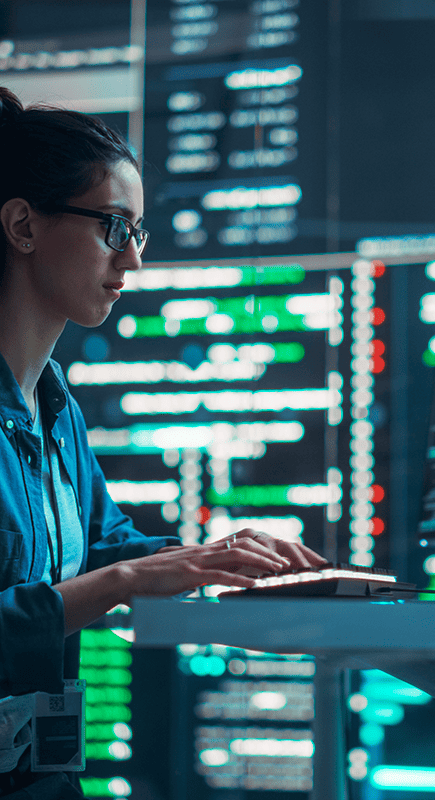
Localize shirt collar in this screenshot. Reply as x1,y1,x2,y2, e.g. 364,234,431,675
0,352,67,433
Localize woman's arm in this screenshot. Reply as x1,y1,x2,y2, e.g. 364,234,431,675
56,530,325,636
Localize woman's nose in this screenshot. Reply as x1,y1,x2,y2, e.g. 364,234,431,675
116,238,143,271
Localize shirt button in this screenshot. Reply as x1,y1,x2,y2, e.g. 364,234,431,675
59,438,65,448
5,420,14,430
27,455,32,465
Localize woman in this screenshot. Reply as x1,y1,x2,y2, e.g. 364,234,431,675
0,87,325,798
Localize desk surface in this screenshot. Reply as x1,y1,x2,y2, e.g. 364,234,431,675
131,597,435,692
132,596,435,652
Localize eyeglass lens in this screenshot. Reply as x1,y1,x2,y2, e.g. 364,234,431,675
107,217,148,255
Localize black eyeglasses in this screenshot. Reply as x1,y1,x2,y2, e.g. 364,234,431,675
53,205,150,256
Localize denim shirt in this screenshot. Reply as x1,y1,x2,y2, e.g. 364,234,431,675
0,353,180,698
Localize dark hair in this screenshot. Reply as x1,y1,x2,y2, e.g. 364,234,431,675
0,87,139,263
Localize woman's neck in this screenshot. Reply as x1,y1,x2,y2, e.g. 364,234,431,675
0,285,63,415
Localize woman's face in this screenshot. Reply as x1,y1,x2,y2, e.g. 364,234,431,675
30,159,144,329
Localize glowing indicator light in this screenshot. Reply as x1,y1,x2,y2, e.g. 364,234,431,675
108,740,132,760
190,655,226,676
359,723,384,747
370,307,386,325
348,694,368,712
361,703,404,726
370,485,385,503
370,356,385,374
80,777,132,797
108,777,132,796
371,260,386,278
370,517,385,536
205,313,234,333
196,506,211,524
423,349,435,366
370,339,385,356
113,723,133,740
423,555,435,574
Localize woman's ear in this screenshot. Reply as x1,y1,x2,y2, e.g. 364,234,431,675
0,198,35,253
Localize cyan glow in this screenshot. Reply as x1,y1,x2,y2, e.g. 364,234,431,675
371,766,435,790
364,683,431,705
359,723,384,747
361,702,404,726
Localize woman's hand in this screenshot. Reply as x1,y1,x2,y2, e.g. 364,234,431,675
226,528,328,572
122,529,327,601
120,536,291,601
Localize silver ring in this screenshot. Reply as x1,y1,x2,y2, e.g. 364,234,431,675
232,534,237,544
225,539,231,550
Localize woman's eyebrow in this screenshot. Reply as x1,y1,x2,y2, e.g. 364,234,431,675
98,204,143,224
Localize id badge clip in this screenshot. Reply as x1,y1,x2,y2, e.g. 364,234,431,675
31,679,86,772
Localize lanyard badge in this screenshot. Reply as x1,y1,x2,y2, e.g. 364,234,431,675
31,679,86,772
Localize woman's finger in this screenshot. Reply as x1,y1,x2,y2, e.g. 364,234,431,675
203,546,290,575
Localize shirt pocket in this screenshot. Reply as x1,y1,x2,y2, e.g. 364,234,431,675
0,530,24,588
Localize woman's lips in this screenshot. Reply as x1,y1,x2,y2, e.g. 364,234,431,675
104,281,124,291
103,281,124,299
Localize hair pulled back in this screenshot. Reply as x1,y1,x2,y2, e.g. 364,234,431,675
0,86,139,221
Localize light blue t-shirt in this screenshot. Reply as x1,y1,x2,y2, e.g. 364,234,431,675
33,398,84,583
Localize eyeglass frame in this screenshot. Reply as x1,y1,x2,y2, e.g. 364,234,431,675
51,204,150,256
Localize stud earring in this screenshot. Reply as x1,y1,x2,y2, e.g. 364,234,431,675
22,243,31,248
